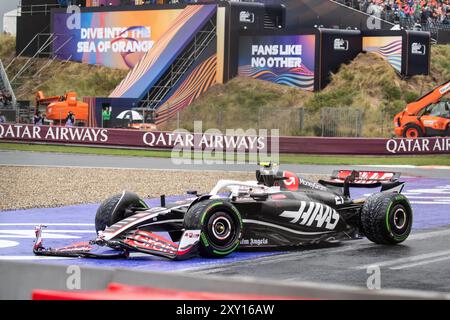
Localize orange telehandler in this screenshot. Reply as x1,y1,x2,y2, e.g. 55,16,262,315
35,91,89,125
394,80,450,138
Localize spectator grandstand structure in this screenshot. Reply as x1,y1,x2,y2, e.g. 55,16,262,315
0,59,17,123
8,0,435,126
15,0,450,44
0,60,16,109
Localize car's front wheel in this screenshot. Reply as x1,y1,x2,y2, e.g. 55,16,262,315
95,191,148,233
183,199,242,258
360,192,413,245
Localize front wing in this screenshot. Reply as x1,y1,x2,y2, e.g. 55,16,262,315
33,225,202,261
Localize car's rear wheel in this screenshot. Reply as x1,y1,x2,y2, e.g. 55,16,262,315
403,124,423,138
95,191,148,233
360,193,413,245
183,199,242,258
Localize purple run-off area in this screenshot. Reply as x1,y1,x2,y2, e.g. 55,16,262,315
0,177,449,271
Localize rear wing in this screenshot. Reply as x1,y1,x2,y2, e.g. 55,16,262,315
330,170,400,184
319,170,404,197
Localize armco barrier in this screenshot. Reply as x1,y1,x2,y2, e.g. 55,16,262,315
280,135,450,155
2,260,450,300
0,124,449,155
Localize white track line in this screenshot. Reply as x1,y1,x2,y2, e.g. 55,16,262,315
355,250,450,270
186,229,450,273
0,229,94,233
408,229,450,240
0,256,71,260
0,223,94,226
410,195,450,198
410,201,450,205
359,164,450,170
182,244,369,274
358,165,417,169
390,255,450,270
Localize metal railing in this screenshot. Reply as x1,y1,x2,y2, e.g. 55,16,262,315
9,34,56,85
8,33,73,87
320,107,363,137
391,17,450,39
138,16,217,111
161,107,308,136
0,60,17,107
337,0,450,39
19,4,61,16
159,106,397,138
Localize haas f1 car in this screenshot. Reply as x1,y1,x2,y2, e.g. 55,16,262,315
34,164,413,260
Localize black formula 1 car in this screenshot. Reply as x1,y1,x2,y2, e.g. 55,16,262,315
34,163,413,260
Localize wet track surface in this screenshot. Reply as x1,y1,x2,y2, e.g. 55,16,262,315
1,150,450,292
188,229,450,292
1,150,449,178
0,178,450,292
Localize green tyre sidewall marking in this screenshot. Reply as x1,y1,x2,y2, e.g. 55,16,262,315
213,241,240,256
139,200,148,209
201,202,223,224
199,200,241,256
385,201,393,234
200,233,209,247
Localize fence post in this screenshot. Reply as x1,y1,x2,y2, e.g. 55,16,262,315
358,109,362,137
321,108,324,137
298,107,304,133
257,108,261,130
217,109,222,128
319,107,368,137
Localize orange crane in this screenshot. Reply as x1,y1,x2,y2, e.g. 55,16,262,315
35,91,89,125
394,80,450,138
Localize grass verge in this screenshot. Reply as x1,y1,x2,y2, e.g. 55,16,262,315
0,142,448,166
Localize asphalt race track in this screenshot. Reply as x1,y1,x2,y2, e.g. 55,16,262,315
0,150,449,178
1,150,450,293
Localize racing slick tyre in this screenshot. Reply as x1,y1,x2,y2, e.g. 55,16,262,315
184,199,242,258
95,191,148,232
402,124,423,138
360,192,413,245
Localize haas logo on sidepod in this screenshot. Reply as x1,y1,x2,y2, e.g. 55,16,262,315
280,202,340,230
